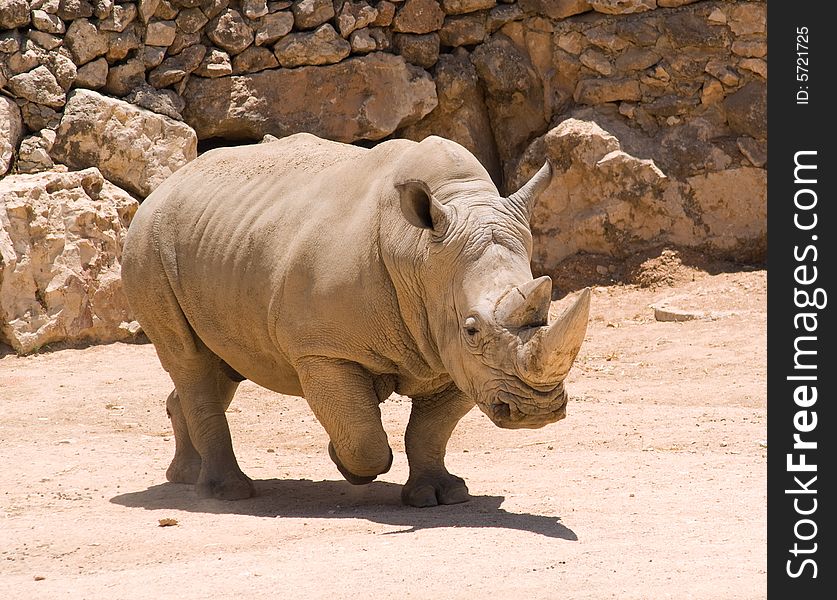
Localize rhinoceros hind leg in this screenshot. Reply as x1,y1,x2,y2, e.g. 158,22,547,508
166,355,253,500
165,389,202,484
402,386,475,508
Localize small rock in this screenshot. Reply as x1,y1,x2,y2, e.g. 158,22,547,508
653,306,702,322
207,8,254,55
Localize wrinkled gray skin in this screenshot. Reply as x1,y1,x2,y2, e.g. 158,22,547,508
122,133,590,507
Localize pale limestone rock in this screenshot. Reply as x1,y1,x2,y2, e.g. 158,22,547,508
20,103,61,131
273,24,350,67
99,2,137,31
124,85,185,120
64,17,109,65
8,66,66,108
336,2,379,38
148,44,207,88
142,45,167,69
14,130,57,174
57,0,95,20
51,89,197,198
441,0,495,14
207,8,254,54
232,45,279,74
182,53,437,143
438,14,486,47
486,4,523,32
242,0,269,19
176,7,209,33
29,31,63,51
145,19,177,46
349,28,378,53
372,1,395,26
291,0,334,29
138,0,161,23
105,23,143,62
398,48,500,185
0,0,31,29
254,11,294,46
512,118,767,271
512,119,669,269
470,35,547,184
683,168,766,255
44,49,77,91
392,0,445,34
31,10,66,34
193,47,233,77
0,168,140,354
393,32,439,68
104,57,146,96
519,0,590,19
1,96,24,175
727,3,766,36
574,77,641,104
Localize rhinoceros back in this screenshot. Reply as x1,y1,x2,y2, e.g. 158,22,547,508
122,133,415,395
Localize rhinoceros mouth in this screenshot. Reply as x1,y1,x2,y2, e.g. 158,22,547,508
484,384,568,429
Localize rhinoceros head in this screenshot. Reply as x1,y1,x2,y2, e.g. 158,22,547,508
393,137,590,429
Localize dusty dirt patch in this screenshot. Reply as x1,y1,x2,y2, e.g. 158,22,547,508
0,257,766,600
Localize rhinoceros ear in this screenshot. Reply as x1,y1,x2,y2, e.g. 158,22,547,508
506,161,553,220
396,180,451,233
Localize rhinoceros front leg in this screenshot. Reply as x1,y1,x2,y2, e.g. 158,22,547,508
298,358,393,484
402,386,475,507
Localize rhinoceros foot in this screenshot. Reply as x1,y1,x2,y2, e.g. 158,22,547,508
328,442,393,485
166,457,202,484
195,470,255,500
401,472,470,508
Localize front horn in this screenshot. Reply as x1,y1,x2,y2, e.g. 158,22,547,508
516,288,591,385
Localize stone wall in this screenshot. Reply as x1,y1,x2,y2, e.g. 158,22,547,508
1,0,766,349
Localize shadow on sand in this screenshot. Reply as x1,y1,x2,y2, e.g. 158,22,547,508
111,478,577,540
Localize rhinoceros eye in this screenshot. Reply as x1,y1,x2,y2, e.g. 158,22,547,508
464,316,479,337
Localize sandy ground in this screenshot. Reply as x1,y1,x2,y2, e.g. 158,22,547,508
0,257,766,600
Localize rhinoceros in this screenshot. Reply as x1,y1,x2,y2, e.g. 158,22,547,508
121,133,590,507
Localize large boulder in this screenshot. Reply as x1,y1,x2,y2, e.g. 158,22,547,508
511,118,766,272
182,52,437,142
0,168,140,354
50,89,197,198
